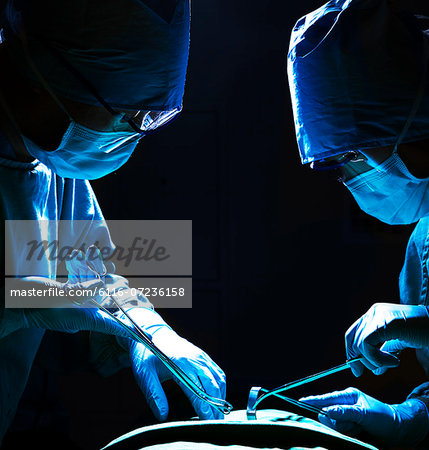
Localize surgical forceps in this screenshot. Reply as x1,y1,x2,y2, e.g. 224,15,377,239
82,253,232,416
247,358,363,420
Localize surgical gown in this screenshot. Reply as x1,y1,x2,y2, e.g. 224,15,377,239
399,216,429,409
0,129,147,443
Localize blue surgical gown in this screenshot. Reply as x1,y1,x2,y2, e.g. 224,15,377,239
0,130,116,442
400,217,429,411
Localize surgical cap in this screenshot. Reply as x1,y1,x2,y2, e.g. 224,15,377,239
3,0,190,110
287,0,429,165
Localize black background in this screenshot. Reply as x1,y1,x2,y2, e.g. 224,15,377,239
5,1,429,448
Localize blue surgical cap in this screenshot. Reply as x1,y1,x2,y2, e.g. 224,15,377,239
4,0,190,111
287,0,429,164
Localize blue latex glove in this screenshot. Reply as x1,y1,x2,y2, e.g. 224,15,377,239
66,247,115,282
65,247,153,376
300,388,429,447
3,276,133,338
1,247,141,339
118,307,226,421
66,247,152,309
67,247,227,420
345,303,429,376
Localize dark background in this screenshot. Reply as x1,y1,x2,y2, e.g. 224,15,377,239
5,0,429,449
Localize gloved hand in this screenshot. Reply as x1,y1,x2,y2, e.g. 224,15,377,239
3,276,133,339
68,247,227,421
66,247,152,309
118,307,226,421
345,302,429,376
1,246,143,339
64,247,153,377
300,388,429,447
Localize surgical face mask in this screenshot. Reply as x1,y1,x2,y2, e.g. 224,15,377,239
23,122,141,180
343,151,429,225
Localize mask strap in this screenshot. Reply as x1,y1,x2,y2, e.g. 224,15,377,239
393,35,429,154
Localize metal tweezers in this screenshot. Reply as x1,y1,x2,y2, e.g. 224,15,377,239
83,258,232,416
246,358,362,420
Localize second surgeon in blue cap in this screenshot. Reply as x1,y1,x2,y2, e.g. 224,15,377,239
288,0,429,447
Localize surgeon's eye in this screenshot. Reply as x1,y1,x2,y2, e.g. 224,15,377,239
310,151,365,171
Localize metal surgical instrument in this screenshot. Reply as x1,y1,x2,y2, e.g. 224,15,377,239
82,255,232,416
247,358,363,420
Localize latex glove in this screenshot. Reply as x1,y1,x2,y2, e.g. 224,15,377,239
66,247,113,304
118,308,226,422
300,388,429,447
372,340,409,376
66,246,107,282
67,247,226,419
3,247,136,338
3,276,133,339
345,302,429,376
66,247,152,309
66,247,152,377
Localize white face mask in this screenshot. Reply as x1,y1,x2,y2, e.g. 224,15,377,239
23,121,141,180
344,151,429,225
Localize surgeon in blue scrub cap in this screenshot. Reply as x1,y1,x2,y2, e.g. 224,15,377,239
288,0,429,447
0,0,225,444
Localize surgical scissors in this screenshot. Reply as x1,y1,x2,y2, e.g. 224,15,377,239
246,358,363,420
82,252,232,416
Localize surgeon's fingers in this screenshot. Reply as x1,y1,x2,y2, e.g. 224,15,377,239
326,404,364,423
105,260,116,273
76,253,95,280
178,362,225,420
372,340,406,375
86,245,107,275
345,324,375,376
345,324,397,375
198,355,226,418
348,359,365,377
361,330,401,369
360,347,400,371
200,353,227,400
319,406,363,436
380,339,408,355
350,352,396,376
131,348,170,421
300,388,360,408
65,249,87,281
372,366,389,376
